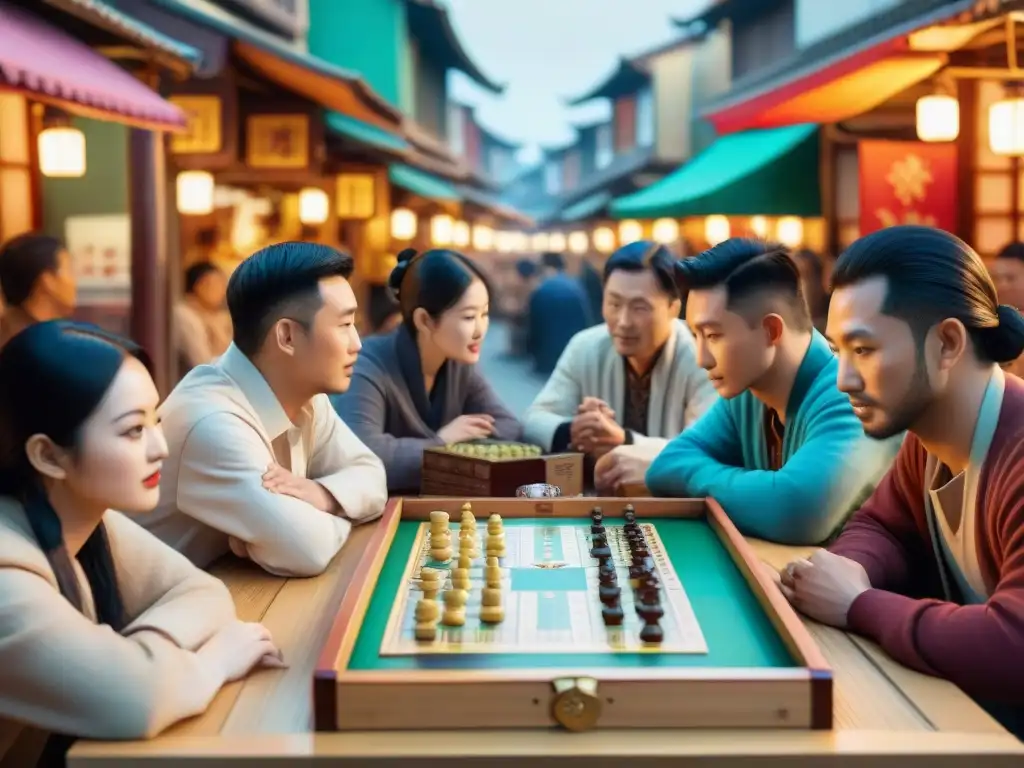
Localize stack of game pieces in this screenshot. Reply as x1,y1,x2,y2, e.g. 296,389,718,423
419,567,443,599
480,585,504,623
598,561,624,625
458,513,480,559
590,506,605,534
442,587,467,626
636,574,665,643
484,555,502,588
485,514,506,558
414,598,440,640
429,510,452,562
450,564,471,590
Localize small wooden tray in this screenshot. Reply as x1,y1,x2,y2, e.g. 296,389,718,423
314,497,832,733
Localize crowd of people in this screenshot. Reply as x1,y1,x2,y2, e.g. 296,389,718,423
0,224,1022,764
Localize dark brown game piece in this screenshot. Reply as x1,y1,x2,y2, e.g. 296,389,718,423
623,504,636,521
636,586,660,605
602,604,625,626
598,562,617,583
591,506,603,521
590,522,605,534
591,543,612,559
637,601,665,623
640,622,664,643
599,584,621,604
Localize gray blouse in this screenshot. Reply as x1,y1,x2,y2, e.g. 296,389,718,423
332,325,522,492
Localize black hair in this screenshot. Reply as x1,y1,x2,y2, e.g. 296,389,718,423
388,247,487,332
996,241,1024,263
0,321,153,631
541,251,565,271
673,237,812,331
831,225,1024,364
515,258,537,280
226,241,354,357
0,232,65,306
603,240,679,298
184,261,221,294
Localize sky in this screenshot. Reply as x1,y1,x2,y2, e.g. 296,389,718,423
441,0,711,164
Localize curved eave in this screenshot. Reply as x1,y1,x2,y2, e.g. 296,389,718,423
479,125,522,152
405,0,505,94
566,57,649,106
153,0,402,126
42,0,201,75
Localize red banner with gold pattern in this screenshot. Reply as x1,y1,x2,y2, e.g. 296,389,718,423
858,140,958,235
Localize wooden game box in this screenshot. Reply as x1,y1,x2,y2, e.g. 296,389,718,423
420,444,584,497
314,496,833,733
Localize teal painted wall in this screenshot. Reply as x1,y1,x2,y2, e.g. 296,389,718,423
308,0,410,109
41,117,128,238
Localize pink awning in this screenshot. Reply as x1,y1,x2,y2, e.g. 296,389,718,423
0,1,186,131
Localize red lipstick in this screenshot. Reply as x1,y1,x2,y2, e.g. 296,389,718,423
143,471,161,489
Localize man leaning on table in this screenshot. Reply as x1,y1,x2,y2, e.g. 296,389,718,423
611,238,898,545
136,242,387,577
777,226,1024,738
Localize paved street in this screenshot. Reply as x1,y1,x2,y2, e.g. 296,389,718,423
479,320,546,417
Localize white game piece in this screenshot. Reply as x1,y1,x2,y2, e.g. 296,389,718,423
430,546,452,563
450,567,471,590
430,510,450,526
484,564,502,587
431,531,451,549
442,588,467,626
481,587,502,606
480,604,505,624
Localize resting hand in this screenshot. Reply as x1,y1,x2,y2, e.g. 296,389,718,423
262,464,336,513
778,550,871,628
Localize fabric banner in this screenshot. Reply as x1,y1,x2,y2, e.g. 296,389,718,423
858,140,958,235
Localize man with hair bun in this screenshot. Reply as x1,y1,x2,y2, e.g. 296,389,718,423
778,225,1024,737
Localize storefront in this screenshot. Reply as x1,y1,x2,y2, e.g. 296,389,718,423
692,0,1024,260
606,122,824,254
0,0,198,391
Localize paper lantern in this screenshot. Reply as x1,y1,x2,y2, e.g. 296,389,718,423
390,207,417,240
430,214,453,246
298,188,329,225
989,98,1024,156
916,95,959,143
704,215,730,246
176,171,214,215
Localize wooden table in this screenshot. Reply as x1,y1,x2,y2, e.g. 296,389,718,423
69,526,1024,766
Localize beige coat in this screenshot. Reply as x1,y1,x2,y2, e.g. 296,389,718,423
523,319,718,452
0,498,237,765
135,344,388,576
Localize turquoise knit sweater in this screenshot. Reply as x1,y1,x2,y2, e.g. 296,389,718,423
646,332,901,545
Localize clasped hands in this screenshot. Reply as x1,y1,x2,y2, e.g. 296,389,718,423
570,397,625,457
262,463,336,512
771,549,872,628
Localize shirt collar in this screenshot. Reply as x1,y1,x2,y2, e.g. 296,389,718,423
218,343,297,440
785,330,834,419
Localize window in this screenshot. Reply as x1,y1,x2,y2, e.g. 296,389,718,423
635,86,655,147
544,160,562,195
448,104,465,156
731,0,796,80
0,93,35,243
595,123,613,169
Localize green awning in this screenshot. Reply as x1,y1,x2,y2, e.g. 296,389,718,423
389,164,461,202
327,112,409,153
609,123,821,219
560,191,612,222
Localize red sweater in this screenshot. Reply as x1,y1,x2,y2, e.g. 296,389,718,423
830,374,1024,704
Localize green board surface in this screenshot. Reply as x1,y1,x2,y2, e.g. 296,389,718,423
348,518,796,671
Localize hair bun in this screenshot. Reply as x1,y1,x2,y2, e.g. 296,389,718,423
388,249,419,297
980,304,1024,364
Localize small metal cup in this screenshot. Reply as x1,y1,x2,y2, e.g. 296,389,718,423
516,483,562,498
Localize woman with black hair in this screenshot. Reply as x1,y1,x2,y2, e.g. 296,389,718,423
333,248,521,493
0,321,282,765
